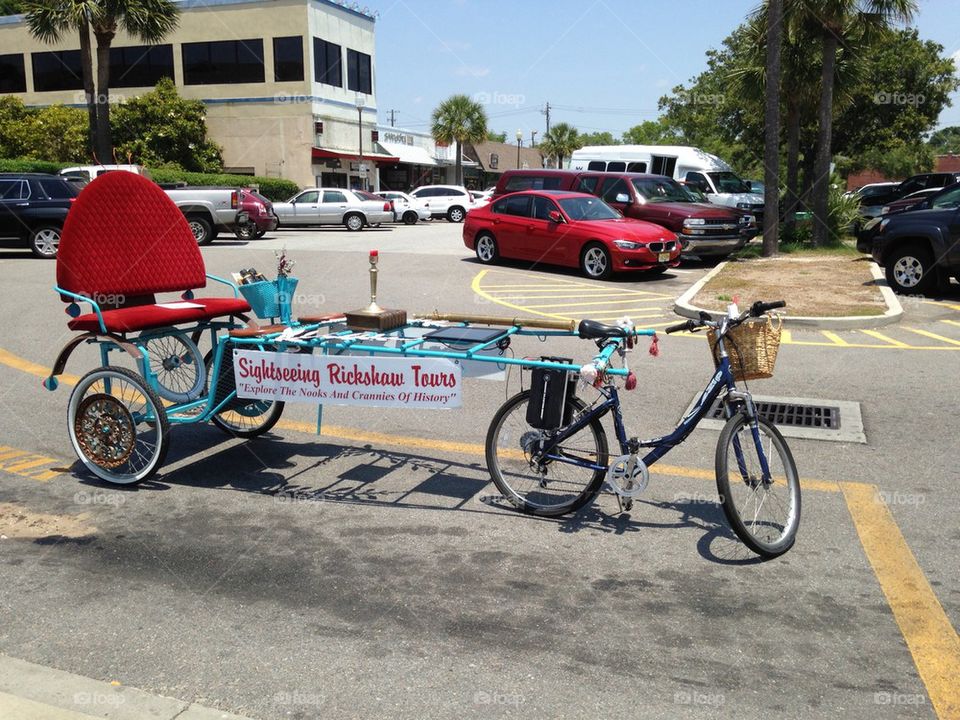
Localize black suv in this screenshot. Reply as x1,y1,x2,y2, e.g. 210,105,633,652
0,173,79,258
870,183,960,294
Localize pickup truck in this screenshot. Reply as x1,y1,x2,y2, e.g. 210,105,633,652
163,186,248,245
870,205,960,294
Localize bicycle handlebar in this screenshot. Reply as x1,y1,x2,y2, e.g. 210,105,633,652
750,300,786,317
663,300,787,336
665,319,697,334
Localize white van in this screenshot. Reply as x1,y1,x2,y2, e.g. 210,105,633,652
568,145,764,216
58,164,152,185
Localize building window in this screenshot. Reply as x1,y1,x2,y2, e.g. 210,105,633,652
313,38,342,87
182,39,264,85
31,50,83,92
109,45,174,88
273,36,303,82
0,54,26,93
346,49,371,94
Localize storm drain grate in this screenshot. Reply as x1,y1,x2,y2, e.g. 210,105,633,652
684,394,866,443
707,399,841,430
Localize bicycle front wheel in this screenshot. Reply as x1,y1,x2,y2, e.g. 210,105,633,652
485,390,608,517
715,413,801,558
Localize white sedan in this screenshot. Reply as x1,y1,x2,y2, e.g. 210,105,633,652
273,188,394,231
376,191,432,224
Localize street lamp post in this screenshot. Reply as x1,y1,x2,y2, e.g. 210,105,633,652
516,129,523,169
356,95,366,190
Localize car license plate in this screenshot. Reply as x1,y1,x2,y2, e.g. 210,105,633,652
658,252,670,262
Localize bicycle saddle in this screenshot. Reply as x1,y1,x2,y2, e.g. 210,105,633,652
578,319,629,340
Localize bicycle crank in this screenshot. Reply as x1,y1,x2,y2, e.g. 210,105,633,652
606,454,649,497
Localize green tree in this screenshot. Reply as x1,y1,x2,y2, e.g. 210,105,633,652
431,94,488,186
579,131,619,146
21,104,88,162
0,97,31,158
111,78,222,171
928,126,960,155
761,0,783,257
24,0,179,162
802,0,916,245
486,130,507,143
621,119,679,145
539,122,581,168
0,0,24,12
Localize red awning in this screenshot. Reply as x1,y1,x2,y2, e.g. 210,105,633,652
311,147,399,164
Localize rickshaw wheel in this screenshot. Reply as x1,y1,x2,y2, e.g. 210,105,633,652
204,349,284,438
68,367,170,485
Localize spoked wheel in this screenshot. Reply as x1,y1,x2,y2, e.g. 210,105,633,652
485,391,608,517
68,367,169,485
715,413,801,558
142,332,206,403
580,243,612,280
204,348,284,438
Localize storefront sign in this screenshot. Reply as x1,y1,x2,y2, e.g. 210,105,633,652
382,131,414,145
233,351,462,409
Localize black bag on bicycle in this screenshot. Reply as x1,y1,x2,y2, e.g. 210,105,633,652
526,357,576,430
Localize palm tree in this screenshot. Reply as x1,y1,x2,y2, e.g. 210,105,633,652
539,123,581,168
23,0,99,156
762,0,783,256
431,94,488,186
24,0,178,162
804,0,915,245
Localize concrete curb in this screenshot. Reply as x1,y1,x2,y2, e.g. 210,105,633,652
0,653,256,720
673,259,903,330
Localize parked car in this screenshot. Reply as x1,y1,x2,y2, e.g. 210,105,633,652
881,186,949,215
858,182,960,252
850,181,901,236
273,188,393,231
463,189,681,280
409,185,475,222
163,186,248,245
492,169,754,258
376,191,430,224
58,164,151,185
0,173,78,258
234,188,279,240
870,186,960,293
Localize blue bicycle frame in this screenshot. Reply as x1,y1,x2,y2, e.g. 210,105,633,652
535,351,773,484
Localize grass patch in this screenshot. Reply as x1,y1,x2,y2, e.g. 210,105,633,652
692,252,886,318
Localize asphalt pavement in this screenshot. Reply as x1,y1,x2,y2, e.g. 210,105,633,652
0,222,957,719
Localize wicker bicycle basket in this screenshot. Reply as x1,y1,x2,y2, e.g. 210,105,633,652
707,315,783,381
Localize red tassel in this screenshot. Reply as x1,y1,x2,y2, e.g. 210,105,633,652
648,334,660,357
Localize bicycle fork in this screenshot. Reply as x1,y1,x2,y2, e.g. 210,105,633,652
726,390,773,487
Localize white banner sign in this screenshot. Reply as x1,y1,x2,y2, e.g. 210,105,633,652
233,351,462,409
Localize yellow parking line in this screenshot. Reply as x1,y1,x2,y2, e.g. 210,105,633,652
821,331,850,346
493,292,665,300
3,457,55,473
924,300,960,311
0,448,28,462
860,330,910,348
943,320,960,329
525,298,671,309
842,482,960,719
901,327,960,347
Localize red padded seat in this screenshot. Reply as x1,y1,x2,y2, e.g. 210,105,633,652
56,171,250,333
68,297,252,333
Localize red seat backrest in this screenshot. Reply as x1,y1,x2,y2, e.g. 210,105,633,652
57,171,207,300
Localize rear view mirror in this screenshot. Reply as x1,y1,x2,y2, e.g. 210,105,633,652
548,210,564,223
615,193,630,204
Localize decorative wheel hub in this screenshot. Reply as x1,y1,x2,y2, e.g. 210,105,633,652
74,394,136,469
161,355,183,371
894,257,923,287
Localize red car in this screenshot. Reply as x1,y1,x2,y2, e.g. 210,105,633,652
463,190,680,279
235,188,279,240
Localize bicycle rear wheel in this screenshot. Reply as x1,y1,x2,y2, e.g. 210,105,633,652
485,390,608,517
715,412,801,558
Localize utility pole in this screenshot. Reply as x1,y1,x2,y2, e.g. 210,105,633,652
387,109,398,127
541,102,551,136
530,130,537,147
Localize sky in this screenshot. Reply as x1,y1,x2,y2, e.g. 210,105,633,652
372,0,960,141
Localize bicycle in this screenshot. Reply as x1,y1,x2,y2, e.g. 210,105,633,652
485,300,801,559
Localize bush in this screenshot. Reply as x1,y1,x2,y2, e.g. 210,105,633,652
0,158,70,174
148,167,299,201
782,179,860,247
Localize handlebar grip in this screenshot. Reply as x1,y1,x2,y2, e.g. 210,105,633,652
750,300,786,317
665,319,696,334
